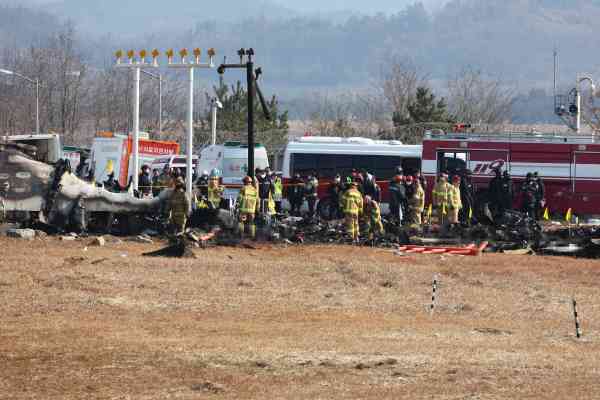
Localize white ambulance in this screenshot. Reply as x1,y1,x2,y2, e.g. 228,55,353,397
198,141,269,199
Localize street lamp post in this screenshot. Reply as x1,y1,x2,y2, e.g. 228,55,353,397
165,48,215,202
575,75,596,134
114,50,159,192
210,98,223,145
0,68,40,135
140,69,163,136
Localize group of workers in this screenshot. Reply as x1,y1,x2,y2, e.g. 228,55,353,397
117,160,547,242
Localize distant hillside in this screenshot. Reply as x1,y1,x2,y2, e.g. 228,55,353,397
42,0,297,35
0,5,60,47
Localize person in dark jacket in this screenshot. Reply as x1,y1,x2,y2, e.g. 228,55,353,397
533,171,545,219
304,171,319,218
459,169,475,224
256,168,274,214
363,173,381,202
488,168,503,217
388,174,406,223
287,173,305,216
138,165,152,197
328,174,343,219
103,172,121,193
498,170,514,215
521,172,539,218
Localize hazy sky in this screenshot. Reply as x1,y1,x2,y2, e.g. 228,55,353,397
9,0,449,14
275,0,448,13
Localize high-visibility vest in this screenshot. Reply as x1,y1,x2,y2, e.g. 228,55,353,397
273,178,283,201
432,181,449,206
238,185,259,214
370,201,382,223
447,185,462,209
341,188,363,216
208,182,223,206
411,185,425,211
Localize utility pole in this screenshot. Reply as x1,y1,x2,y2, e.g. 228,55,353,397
217,48,270,179
114,49,159,192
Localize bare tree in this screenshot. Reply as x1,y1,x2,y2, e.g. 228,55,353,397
447,66,516,125
379,57,428,126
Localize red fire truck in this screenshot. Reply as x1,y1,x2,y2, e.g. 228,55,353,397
422,131,600,215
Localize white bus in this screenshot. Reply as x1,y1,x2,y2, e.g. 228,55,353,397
282,136,422,182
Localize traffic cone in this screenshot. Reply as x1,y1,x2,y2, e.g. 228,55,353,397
543,208,550,221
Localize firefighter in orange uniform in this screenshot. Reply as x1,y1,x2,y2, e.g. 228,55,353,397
341,181,364,243
432,173,450,225
237,176,259,239
408,176,425,227
363,195,385,241
447,175,462,227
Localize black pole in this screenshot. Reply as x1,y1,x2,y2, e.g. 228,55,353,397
247,59,254,179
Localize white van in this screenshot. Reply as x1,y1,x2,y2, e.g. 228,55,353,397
198,142,269,198
150,155,199,177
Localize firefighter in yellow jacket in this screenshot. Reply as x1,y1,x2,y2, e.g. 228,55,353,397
363,195,384,240
447,175,462,226
341,181,364,243
168,177,190,235
207,175,224,209
432,173,450,225
408,176,425,227
237,176,259,239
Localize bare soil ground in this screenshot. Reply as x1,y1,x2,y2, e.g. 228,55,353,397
1,236,599,399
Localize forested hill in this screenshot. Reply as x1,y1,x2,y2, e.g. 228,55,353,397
5,0,600,91
0,5,60,47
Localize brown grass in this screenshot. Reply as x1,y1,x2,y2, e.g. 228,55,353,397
1,236,599,399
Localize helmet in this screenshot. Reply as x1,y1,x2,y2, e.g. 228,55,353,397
395,166,404,175
142,164,150,171
526,172,533,179
243,176,252,184
210,168,221,178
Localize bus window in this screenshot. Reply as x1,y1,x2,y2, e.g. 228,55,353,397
401,158,422,176
437,151,467,175
374,156,403,179
291,153,317,176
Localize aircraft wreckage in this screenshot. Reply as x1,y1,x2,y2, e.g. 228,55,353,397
0,143,170,233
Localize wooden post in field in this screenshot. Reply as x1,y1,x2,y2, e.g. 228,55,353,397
430,275,438,315
572,298,582,339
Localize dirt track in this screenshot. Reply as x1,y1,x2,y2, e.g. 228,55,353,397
1,236,599,399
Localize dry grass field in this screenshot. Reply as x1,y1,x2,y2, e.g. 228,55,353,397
1,235,599,399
